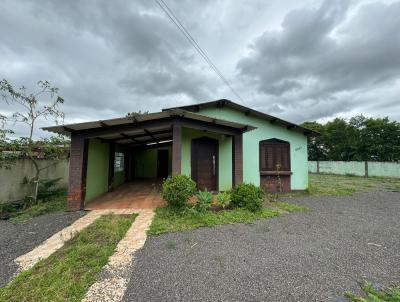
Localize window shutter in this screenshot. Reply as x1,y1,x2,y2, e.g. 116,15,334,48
260,139,290,172
267,145,274,170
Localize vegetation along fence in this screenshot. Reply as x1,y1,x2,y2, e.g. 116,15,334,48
0,159,69,203
309,161,400,178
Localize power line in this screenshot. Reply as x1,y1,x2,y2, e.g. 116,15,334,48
155,0,247,105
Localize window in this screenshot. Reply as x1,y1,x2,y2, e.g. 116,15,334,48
114,152,124,172
259,139,290,172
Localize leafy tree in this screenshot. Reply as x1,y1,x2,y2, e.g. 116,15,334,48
0,128,18,169
359,117,400,161
0,79,67,202
324,118,359,161
301,121,327,160
302,115,400,162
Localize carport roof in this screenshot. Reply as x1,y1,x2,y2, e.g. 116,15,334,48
42,109,256,145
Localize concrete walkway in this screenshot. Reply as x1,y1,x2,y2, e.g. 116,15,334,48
8,205,156,302
82,209,155,302
14,209,138,272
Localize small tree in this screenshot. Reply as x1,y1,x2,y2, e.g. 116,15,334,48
126,110,149,120
0,79,66,202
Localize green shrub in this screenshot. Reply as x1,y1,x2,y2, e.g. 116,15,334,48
0,200,24,214
231,183,264,212
216,191,231,209
194,189,213,213
37,178,66,201
0,199,29,220
161,175,196,209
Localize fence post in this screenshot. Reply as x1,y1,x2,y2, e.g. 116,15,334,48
317,160,320,174
364,161,368,178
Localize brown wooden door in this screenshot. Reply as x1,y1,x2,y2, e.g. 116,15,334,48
157,149,169,178
191,137,218,191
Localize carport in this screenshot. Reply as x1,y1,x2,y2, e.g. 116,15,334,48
44,108,255,211
84,180,165,210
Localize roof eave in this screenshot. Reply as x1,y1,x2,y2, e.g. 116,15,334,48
41,108,256,136
163,99,319,137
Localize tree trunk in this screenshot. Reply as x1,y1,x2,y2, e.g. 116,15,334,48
28,155,40,203
27,120,40,203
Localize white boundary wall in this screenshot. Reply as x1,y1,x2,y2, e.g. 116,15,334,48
0,159,69,203
309,161,400,178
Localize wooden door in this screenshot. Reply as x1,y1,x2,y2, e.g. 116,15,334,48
157,149,169,178
191,137,218,191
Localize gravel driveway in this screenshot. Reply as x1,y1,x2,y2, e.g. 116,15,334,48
0,211,85,287
123,191,400,302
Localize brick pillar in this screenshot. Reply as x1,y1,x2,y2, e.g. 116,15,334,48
232,133,243,187
172,122,182,175
67,134,88,211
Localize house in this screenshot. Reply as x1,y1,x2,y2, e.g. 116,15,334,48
44,99,317,211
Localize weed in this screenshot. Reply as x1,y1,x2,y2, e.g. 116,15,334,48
345,282,400,302
211,255,226,271
194,189,213,213
183,237,193,243
166,240,177,249
216,191,231,209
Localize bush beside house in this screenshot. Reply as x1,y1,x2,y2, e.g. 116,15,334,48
231,183,265,212
152,176,306,235
161,175,196,209
161,175,265,213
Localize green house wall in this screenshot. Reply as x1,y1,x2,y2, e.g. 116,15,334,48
195,107,309,190
85,140,131,202
85,139,109,202
181,127,232,191
134,146,172,178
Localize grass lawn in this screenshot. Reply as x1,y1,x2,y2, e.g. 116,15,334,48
8,195,67,223
345,282,400,302
0,213,136,302
148,201,308,235
149,173,400,235
307,173,400,196
0,190,68,223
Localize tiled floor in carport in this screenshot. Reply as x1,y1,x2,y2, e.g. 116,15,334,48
85,180,165,210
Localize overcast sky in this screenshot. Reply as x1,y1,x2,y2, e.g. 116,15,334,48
1,0,399,138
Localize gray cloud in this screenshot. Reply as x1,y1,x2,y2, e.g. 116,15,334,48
237,0,400,121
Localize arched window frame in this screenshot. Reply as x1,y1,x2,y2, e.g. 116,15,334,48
259,138,291,172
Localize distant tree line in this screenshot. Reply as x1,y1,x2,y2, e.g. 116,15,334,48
301,115,400,162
